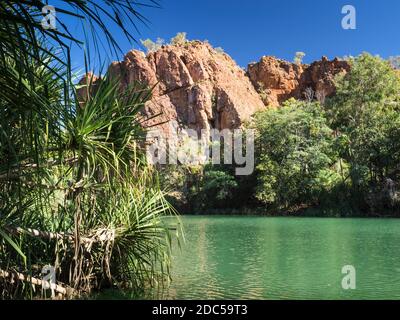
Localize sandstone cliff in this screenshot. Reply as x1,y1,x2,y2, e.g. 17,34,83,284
79,41,350,135
247,55,350,106
106,41,265,136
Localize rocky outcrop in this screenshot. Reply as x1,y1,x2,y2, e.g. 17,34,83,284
77,72,100,105
79,42,351,136
247,56,304,106
300,56,351,101
247,56,350,106
105,41,265,136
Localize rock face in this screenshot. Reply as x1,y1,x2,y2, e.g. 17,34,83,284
106,41,265,136
77,72,100,105
301,56,351,101
79,42,351,136
247,56,350,106
247,56,304,106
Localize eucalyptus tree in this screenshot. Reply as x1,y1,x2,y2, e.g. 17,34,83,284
326,53,400,210
253,99,338,210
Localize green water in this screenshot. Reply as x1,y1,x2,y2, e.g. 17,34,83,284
160,216,400,300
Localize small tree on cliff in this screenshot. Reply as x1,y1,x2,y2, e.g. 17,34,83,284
141,37,165,52
294,52,306,65
171,32,188,46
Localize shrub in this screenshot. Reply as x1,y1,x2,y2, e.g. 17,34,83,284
141,37,165,52
294,52,306,65
170,32,187,46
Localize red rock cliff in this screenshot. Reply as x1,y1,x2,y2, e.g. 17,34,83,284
79,42,351,135
105,41,265,136
247,55,350,106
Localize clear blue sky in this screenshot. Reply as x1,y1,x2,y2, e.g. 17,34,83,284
58,0,400,73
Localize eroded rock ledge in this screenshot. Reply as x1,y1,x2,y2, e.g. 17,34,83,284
247,55,350,106
79,41,350,136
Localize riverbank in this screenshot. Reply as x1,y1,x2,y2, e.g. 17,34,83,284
176,206,400,218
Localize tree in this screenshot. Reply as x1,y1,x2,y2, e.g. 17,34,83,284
326,53,400,212
253,99,338,210
327,53,400,130
171,32,188,46
199,168,238,207
141,37,165,52
160,163,238,212
294,52,306,65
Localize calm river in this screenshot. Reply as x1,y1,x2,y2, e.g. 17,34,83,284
159,216,400,300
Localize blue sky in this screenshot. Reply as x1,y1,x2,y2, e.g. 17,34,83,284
57,0,400,73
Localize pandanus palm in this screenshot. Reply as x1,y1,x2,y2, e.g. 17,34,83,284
0,1,181,299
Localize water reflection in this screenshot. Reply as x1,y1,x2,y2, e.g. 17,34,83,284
162,217,400,300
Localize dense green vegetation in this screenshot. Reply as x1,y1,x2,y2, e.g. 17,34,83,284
253,100,337,210
164,53,400,216
2,1,400,302
0,1,180,299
